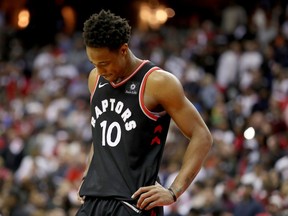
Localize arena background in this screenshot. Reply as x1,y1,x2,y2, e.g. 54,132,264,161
0,0,288,215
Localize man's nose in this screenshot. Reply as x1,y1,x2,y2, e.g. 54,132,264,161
96,67,106,76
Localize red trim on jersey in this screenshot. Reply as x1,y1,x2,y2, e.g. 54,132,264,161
90,75,100,103
139,67,161,121
110,60,149,88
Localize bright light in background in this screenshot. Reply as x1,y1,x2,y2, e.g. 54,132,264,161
165,8,175,18
155,8,168,24
244,127,255,140
61,6,76,34
138,1,175,30
17,9,30,29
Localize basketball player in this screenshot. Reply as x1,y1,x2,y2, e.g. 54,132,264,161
76,10,213,216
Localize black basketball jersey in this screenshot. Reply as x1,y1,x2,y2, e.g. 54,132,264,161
79,60,171,201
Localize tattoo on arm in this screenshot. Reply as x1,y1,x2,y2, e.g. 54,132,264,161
174,173,197,197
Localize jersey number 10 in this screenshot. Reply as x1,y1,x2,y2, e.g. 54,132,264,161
100,121,121,147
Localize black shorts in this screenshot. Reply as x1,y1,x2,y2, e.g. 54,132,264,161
75,197,163,216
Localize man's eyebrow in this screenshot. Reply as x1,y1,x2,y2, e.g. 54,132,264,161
90,60,109,65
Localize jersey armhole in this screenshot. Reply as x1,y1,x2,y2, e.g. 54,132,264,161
139,68,165,121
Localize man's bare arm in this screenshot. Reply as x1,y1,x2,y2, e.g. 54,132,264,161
77,144,94,203
132,70,213,210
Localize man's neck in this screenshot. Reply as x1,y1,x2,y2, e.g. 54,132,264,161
120,50,143,81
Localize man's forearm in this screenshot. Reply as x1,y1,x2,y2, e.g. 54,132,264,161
169,133,212,199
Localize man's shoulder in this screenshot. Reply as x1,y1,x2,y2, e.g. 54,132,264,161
88,68,99,93
147,69,179,86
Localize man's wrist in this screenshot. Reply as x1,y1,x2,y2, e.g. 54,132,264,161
168,187,177,202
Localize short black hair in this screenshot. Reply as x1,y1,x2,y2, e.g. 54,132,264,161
83,10,131,50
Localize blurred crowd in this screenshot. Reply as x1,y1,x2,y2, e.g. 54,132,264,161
1,1,288,216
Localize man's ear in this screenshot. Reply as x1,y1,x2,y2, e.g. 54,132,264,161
120,43,128,55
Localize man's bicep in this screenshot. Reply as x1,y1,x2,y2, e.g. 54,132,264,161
155,74,199,138
169,98,205,139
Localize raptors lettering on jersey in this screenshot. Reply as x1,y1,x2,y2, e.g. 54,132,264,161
91,98,136,131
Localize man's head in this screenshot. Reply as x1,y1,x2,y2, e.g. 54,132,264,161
83,10,131,50
83,10,134,82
